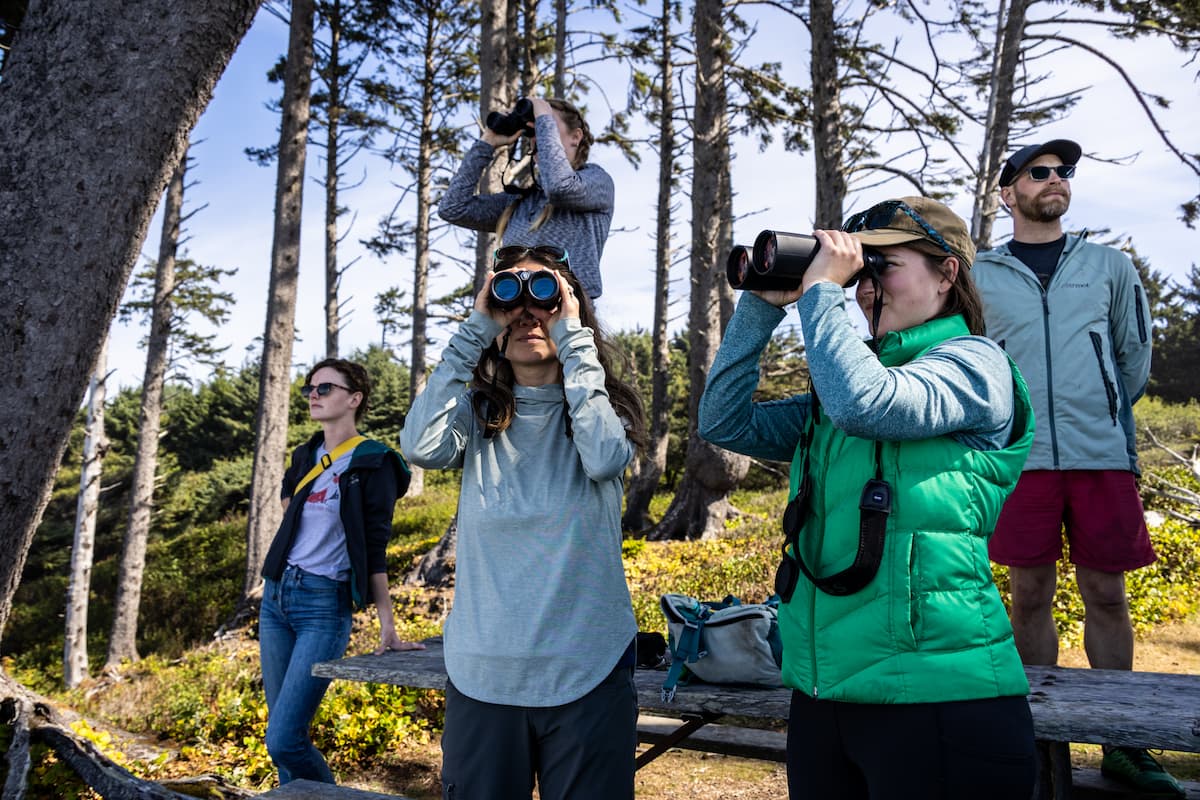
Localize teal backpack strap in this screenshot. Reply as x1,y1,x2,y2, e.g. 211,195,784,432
661,604,711,702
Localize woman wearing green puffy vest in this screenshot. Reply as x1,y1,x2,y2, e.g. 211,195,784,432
700,197,1037,799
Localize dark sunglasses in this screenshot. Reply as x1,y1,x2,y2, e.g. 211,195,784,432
299,382,352,398
1024,164,1075,182
841,199,952,255
493,244,570,269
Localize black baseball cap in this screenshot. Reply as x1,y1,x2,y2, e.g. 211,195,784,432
999,139,1081,187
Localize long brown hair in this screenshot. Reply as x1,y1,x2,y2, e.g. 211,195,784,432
496,98,594,240
470,248,647,452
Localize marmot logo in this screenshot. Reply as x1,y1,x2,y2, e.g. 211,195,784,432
1062,282,1090,288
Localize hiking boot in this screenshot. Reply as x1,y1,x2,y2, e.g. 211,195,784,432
1100,746,1185,797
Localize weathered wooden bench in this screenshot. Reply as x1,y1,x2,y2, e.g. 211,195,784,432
313,639,1200,799
259,778,411,798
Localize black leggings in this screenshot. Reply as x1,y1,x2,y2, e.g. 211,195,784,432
786,692,1036,800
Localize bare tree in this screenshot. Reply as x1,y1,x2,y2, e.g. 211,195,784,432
361,0,478,498
244,0,316,600
650,0,749,541
622,0,681,532
407,0,514,583
968,0,1200,241
969,0,1029,249
809,0,845,229
63,339,109,688
472,0,517,293
105,159,186,669
0,0,260,650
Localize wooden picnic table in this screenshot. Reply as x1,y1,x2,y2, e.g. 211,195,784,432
313,638,1200,798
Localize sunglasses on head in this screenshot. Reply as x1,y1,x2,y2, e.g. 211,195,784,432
300,382,352,398
1023,164,1075,182
493,245,570,269
841,200,952,255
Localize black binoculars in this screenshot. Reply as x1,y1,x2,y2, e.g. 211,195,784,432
486,98,535,137
727,230,887,291
488,269,561,311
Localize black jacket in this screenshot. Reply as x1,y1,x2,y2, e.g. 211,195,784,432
261,432,411,609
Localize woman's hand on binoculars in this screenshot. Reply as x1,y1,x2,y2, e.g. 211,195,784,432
525,271,580,328
751,285,805,308
803,230,864,292
529,97,554,118
475,272,525,326
482,127,524,149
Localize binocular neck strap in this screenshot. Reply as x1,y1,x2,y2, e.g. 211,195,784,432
791,438,891,597
869,274,885,349
499,329,511,358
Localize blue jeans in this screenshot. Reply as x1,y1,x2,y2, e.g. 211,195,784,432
259,565,352,784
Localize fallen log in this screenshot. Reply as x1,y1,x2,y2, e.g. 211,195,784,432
1,674,251,800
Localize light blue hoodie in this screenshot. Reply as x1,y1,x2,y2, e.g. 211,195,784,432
401,311,636,707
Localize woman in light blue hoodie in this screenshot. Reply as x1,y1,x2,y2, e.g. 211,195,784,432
401,245,647,800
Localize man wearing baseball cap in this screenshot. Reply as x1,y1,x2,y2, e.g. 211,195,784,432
976,141,1179,797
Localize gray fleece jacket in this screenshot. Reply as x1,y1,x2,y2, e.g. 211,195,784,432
438,114,614,300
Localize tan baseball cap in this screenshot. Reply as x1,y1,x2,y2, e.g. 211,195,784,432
841,196,976,269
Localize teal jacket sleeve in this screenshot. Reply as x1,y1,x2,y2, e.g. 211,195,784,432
698,292,812,462
1109,250,1152,402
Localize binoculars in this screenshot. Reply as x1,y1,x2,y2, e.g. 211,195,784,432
727,230,887,291
488,269,561,311
486,98,535,137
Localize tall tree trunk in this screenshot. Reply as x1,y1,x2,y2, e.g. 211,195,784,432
472,0,514,293
324,0,343,357
553,0,566,97
245,0,316,599
0,0,260,648
810,0,845,228
650,0,748,541
407,10,443,500
106,157,187,669
520,0,536,92
623,0,675,533
415,0,514,583
64,339,109,689
971,0,1029,250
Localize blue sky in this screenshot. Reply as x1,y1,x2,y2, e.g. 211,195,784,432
104,3,1200,391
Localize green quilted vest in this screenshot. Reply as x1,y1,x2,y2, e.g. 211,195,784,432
780,315,1035,704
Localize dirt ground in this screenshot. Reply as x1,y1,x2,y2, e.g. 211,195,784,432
343,615,1200,800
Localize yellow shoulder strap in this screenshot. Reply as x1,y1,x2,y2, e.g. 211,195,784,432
292,435,367,496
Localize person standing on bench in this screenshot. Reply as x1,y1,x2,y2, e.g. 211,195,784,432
259,358,423,786
401,246,647,800
700,198,1038,799
976,139,1181,798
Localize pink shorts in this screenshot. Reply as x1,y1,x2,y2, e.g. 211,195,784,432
988,470,1156,572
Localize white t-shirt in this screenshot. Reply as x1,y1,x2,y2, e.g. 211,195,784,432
287,446,353,581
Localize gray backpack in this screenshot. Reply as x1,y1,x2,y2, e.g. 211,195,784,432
659,593,784,701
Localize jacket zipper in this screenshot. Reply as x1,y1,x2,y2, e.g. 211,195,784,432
809,405,823,699
1040,290,1061,468
1089,332,1119,426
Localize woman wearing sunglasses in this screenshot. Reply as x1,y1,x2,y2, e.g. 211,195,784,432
259,358,422,786
699,197,1038,799
401,247,646,800
439,96,612,300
